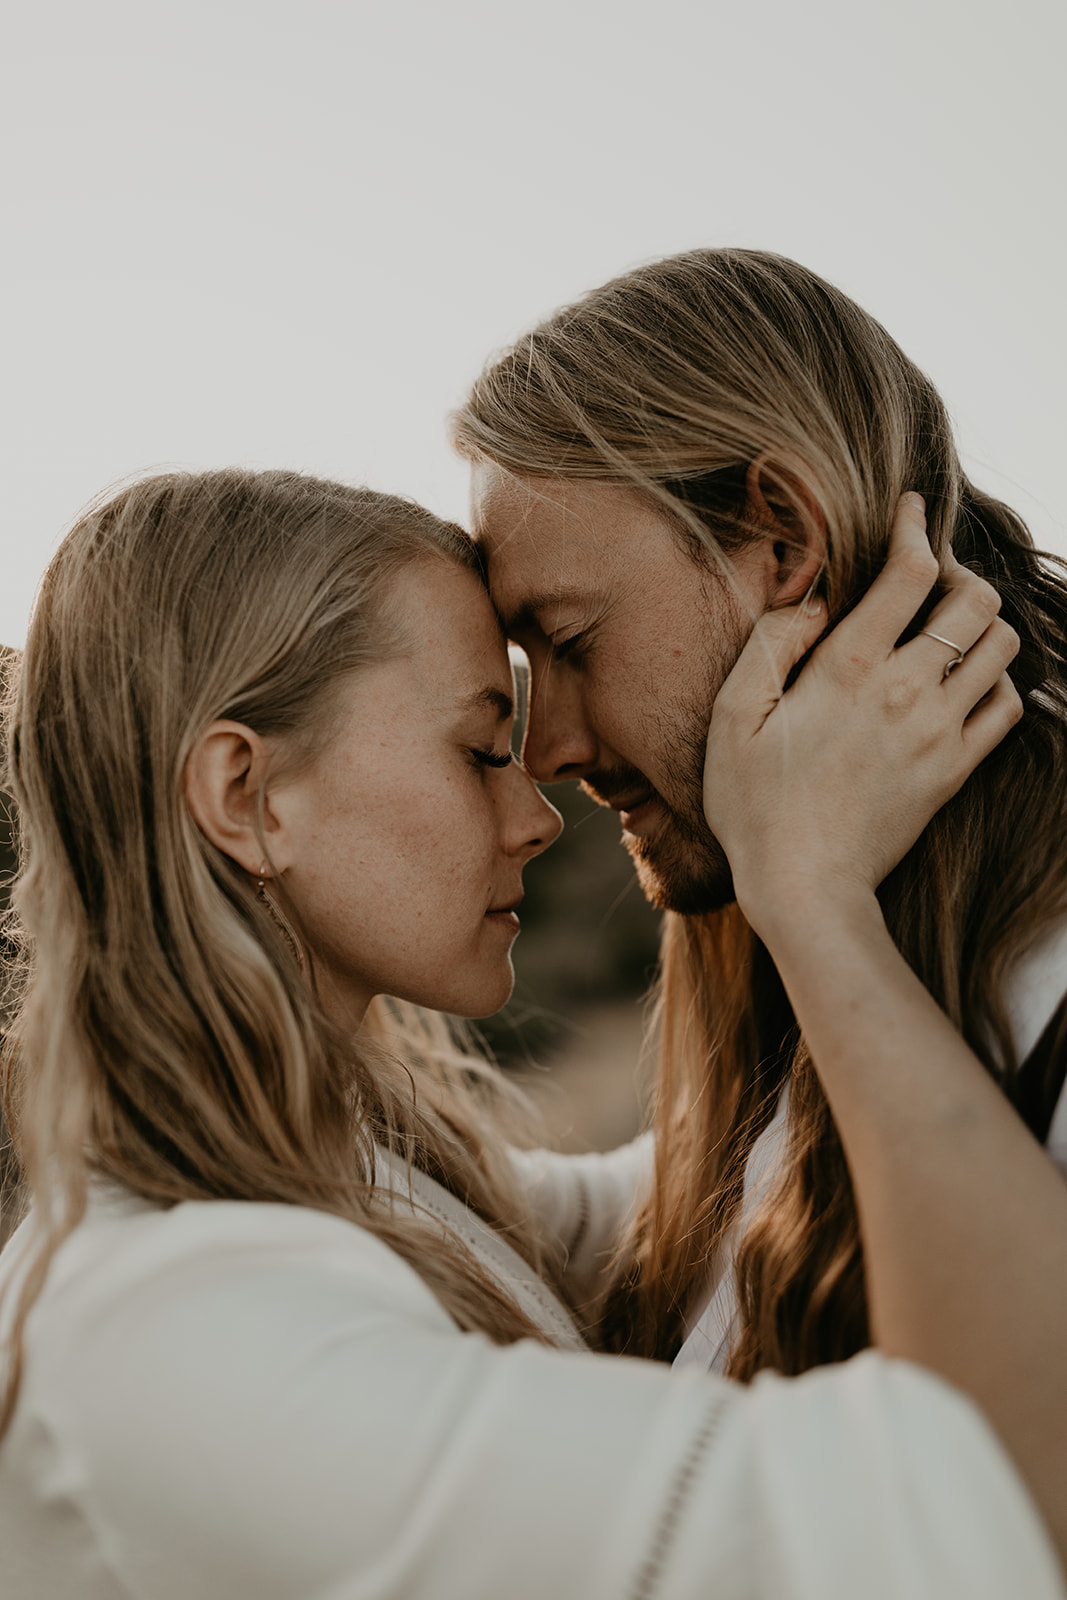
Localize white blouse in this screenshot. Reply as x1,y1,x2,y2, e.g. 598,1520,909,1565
0,1158,1062,1598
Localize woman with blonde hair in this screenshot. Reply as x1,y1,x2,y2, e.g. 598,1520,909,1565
0,464,1063,1597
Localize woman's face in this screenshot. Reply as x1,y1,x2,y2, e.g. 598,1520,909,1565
270,558,562,1022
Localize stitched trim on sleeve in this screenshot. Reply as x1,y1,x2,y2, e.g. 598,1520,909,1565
566,1171,591,1261
630,1392,731,1600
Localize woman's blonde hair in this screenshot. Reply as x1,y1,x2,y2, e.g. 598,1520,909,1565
0,467,560,1438
453,247,1067,1373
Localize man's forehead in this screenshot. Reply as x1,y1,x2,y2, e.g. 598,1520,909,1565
479,521,597,617
471,470,626,617
471,467,625,540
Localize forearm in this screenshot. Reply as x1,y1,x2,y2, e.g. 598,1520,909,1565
757,888,1067,1558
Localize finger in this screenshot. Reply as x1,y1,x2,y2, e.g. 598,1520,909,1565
941,617,1020,706
959,672,1024,759
908,675,1020,815
911,566,1002,673
830,494,939,665
938,542,996,598
714,596,829,721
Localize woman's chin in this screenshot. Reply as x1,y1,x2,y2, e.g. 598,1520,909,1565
445,964,516,1022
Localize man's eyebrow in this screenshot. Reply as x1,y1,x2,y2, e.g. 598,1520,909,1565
498,589,585,636
457,686,514,720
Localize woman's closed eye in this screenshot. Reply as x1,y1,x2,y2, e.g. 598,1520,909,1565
469,746,514,771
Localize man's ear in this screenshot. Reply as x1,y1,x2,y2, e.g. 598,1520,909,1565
184,720,288,877
745,456,827,607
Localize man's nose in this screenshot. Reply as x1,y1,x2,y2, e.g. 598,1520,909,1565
521,661,599,783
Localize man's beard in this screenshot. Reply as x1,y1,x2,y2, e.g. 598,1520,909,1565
626,799,735,914
580,713,735,917
579,570,748,916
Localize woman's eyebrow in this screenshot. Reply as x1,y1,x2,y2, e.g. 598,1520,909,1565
457,686,514,721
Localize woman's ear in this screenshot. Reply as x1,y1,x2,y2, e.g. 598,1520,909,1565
745,455,827,606
184,720,287,876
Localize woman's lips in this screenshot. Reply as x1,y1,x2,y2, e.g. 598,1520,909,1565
485,900,522,932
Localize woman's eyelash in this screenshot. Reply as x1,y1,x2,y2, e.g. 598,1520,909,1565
470,747,514,771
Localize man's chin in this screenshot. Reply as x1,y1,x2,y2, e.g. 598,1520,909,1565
625,827,736,915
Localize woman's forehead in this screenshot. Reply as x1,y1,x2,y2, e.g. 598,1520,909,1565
385,558,512,706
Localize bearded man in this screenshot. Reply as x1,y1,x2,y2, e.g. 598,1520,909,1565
454,248,1067,1379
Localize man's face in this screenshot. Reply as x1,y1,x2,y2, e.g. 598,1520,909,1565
470,466,772,914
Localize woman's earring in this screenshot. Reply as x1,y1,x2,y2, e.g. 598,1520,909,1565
256,862,307,973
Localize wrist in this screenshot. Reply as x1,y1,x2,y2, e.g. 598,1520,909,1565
735,867,887,960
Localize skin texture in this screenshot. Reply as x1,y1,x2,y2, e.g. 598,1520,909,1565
185,558,562,1025
468,465,821,913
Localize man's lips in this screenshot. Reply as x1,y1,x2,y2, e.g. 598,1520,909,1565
606,790,656,815
617,795,660,832
581,771,657,815
585,781,661,834
578,773,662,835
592,783,659,825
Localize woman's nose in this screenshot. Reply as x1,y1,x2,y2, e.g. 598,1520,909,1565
507,761,563,860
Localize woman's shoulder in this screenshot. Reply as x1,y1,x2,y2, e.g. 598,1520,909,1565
4,1188,455,1358
0,1181,712,1600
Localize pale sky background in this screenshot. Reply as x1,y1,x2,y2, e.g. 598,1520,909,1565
2,0,1064,648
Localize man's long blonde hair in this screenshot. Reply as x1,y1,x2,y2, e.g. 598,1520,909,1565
454,248,1067,1372
0,468,560,1439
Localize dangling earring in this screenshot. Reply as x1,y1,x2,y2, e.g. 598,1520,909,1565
256,862,307,972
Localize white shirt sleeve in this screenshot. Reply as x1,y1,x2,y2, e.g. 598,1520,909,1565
1,1197,1061,1600
510,1135,654,1303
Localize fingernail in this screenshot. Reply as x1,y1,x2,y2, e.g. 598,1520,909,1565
903,491,925,510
